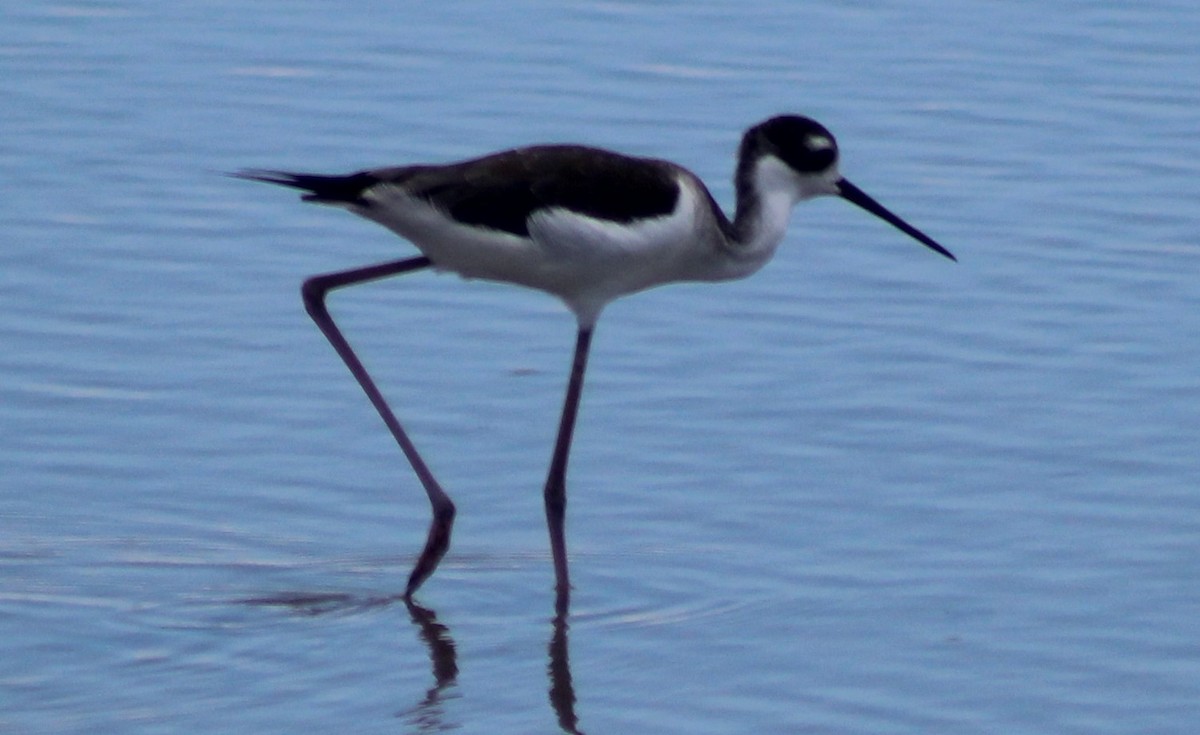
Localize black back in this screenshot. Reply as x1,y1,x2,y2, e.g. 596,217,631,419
393,146,681,237
241,146,683,238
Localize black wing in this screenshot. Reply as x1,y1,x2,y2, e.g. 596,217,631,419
237,145,682,238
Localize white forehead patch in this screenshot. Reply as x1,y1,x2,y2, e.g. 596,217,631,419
805,134,834,151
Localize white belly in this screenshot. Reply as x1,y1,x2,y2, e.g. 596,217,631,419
356,178,726,325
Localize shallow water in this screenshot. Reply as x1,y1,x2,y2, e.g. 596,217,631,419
4,1,1200,733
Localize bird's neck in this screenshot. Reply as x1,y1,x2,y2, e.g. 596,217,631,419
725,155,802,269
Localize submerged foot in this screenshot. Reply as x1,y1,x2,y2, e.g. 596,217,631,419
405,503,456,598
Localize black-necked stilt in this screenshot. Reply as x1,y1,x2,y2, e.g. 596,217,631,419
237,114,954,612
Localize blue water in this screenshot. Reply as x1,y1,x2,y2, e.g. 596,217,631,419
4,1,1200,733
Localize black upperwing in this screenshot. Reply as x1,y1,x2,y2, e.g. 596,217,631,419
401,146,680,237
237,145,683,238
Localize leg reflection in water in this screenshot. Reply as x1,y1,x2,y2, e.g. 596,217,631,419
401,601,586,734
548,613,585,735
400,599,460,731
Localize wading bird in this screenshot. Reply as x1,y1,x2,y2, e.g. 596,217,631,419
237,114,954,613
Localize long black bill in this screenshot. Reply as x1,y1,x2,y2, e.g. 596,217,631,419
837,179,956,261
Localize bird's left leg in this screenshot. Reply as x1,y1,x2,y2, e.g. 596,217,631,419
544,327,594,616
300,255,455,597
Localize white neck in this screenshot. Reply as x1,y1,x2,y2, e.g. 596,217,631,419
736,156,802,250
715,155,837,278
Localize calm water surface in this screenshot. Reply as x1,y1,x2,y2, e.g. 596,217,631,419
3,1,1199,733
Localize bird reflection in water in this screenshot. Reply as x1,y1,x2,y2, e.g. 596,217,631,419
401,600,585,734
242,591,585,732
397,599,460,731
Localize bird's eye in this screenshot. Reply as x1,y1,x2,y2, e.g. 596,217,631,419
805,135,834,152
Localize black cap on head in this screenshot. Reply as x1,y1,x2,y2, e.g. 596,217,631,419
743,115,839,174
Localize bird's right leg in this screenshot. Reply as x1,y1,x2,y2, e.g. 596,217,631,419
300,255,454,598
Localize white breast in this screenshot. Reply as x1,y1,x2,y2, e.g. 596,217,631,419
356,175,724,326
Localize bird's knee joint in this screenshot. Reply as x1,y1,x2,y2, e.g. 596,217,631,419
300,276,330,313
544,492,566,518
435,500,456,525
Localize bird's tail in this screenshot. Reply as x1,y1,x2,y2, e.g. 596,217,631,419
231,169,378,205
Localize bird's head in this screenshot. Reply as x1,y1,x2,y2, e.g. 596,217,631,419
740,115,955,261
